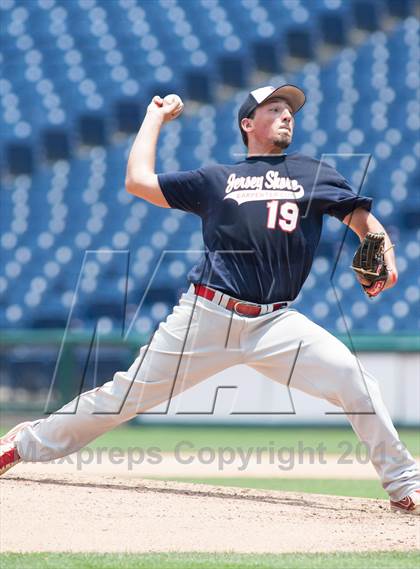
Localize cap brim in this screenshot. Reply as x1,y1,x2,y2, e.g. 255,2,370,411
260,84,306,114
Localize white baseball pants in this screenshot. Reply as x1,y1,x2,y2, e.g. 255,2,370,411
16,286,420,500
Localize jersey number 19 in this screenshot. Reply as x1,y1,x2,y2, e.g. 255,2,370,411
266,200,299,232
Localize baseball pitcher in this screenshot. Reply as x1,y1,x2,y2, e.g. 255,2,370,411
1,85,419,515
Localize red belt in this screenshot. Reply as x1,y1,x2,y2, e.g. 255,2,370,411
193,284,288,317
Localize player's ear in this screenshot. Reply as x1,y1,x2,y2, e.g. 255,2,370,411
241,117,254,134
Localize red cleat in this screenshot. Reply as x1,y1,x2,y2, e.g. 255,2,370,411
390,490,420,516
0,443,20,476
0,421,31,476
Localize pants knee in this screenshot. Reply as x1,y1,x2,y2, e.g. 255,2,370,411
340,378,376,412
324,359,376,412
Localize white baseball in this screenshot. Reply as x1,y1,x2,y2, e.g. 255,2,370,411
163,94,184,119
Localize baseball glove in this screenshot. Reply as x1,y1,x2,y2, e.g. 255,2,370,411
351,232,389,297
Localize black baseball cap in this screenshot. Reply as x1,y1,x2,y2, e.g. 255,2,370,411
238,84,306,145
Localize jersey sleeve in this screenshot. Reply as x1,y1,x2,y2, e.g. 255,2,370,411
321,165,373,221
158,168,208,216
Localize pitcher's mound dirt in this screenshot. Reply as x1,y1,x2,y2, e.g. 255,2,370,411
1,473,419,553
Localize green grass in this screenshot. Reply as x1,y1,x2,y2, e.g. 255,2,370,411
0,552,419,569
89,425,420,456
148,477,388,499
2,424,418,457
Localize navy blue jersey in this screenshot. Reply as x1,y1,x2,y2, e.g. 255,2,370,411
158,153,372,303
